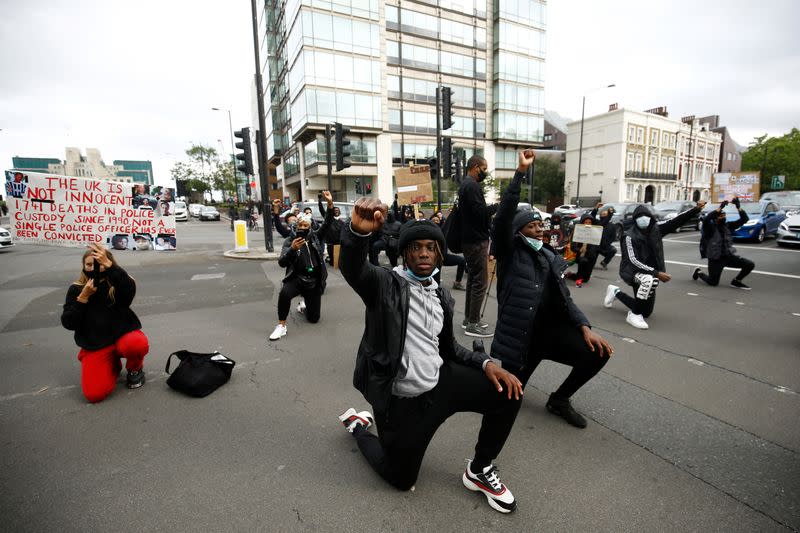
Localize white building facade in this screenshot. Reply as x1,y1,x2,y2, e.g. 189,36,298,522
565,108,721,205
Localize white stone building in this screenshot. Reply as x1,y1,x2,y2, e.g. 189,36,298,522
565,107,722,205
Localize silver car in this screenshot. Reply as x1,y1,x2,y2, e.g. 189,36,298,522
777,213,800,247
0,226,13,249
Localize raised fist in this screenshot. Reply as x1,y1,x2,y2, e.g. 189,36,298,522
351,197,388,235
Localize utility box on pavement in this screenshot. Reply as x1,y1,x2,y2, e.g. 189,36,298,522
233,220,249,252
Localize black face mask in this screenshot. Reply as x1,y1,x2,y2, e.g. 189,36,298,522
477,169,487,181
296,228,310,240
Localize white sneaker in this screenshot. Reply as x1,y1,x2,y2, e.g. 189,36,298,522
269,323,287,341
297,300,306,314
338,407,374,433
462,460,517,513
603,285,619,308
626,311,649,329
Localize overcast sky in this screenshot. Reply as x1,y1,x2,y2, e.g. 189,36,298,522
1,0,797,186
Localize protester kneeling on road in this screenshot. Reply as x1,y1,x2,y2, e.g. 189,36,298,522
597,207,618,270
338,200,524,513
61,243,149,403
693,197,755,290
567,213,601,287
490,150,613,429
603,200,706,330
269,191,334,341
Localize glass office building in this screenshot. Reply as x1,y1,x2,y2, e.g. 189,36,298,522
256,0,546,202
113,160,154,185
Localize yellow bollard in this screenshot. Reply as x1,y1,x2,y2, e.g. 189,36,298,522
234,220,249,252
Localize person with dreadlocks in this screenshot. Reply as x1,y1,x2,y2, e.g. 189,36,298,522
337,199,524,514
268,191,334,341
603,200,706,329
61,243,149,403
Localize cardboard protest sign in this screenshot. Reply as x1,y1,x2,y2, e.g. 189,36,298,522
4,170,176,250
711,172,760,203
571,224,603,246
395,165,433,204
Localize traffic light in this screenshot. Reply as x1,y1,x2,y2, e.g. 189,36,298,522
441,137,453,179
441,86,454,130
354,178,361,194
334,122,351,171
454,150,463,181
234,128,254,176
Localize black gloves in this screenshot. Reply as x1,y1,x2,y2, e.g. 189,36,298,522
720,200,729,209
732,197,741,209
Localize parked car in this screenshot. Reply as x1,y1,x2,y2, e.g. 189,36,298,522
653,200,701,232
189,204,203,217
553,204,581,220
280,201,354,223
515,202,551,222
777,213,800,247
0,226,14,249
174,201,188,222
199,206,220,221
760,191,800,216
702,201,786,242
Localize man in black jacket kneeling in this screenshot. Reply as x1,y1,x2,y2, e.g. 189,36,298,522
338,199,524,514
491,150,614,429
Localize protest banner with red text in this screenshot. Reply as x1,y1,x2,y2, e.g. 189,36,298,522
4,170,177,251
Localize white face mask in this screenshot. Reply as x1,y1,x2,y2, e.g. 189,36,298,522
523,235,543,252
635,216,651,229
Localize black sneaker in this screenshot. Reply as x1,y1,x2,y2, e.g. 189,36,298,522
546,396,587,428
126,369,146,389
730,279,751,290
692,267,701,281
599,261,608,270
462,460,517,513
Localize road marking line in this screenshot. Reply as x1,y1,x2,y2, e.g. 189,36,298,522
793,313,800,317
736,301,745,305
191,273,226,280
688,359,705,366
774,386,797,395
687,292,699,296
622,337,636,343
664,259,800,280
663,238,800,253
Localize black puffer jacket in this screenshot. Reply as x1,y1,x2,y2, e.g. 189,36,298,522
278,204,334,289
700,209,747,260
489,171,589,372
619,204,701,284
339,223,488,415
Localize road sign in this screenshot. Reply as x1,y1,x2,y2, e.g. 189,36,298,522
771,175,785,190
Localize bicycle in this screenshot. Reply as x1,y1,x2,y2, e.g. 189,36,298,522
248,214,259,231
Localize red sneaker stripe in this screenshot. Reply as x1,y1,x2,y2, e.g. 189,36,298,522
470,475,506,496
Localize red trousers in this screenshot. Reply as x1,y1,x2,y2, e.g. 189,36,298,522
77,330,149,403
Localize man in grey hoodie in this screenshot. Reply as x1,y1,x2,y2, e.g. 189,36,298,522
338,209,524,514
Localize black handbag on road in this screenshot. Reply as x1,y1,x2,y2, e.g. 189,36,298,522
165,350,236,397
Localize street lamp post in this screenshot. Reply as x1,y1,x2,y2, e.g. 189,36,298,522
575,84,615,207
212,107,238,204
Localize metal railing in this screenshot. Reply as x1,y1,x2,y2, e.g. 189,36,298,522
625,171,678,181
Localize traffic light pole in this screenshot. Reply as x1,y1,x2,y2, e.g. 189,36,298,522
250,0,273,252
435,86,442,212
325,124,333,192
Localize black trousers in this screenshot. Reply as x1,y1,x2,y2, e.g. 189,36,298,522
575,253,598,282
353,361,522,491
277,277,322,322
699,254,754,286
616,273,658,318
443,253,466,282
463,241,489,323
514,321,609,399
369,240,399,267
599,245,617,266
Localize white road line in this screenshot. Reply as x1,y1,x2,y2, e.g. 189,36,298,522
687,292,699,296
663,259,800,280
663,238,800,253
191,273,226,280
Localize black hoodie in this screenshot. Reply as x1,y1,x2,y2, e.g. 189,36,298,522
619,204,701,284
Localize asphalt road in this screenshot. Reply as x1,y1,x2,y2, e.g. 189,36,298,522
0,218,797,532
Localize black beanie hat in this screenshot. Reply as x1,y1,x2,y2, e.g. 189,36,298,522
512,209,542,233
398,219,446,254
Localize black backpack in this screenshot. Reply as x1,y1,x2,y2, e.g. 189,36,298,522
443,201,463,254
165,350,236,398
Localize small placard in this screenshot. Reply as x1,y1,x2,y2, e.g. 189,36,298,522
571,224,603,245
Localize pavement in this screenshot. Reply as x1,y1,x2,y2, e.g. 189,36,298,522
0,217,798,532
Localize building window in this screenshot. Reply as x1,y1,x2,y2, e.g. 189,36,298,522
648,154,657,173
628,125,636,143
634,153,642,170
626,151,634,171
662,132,669,147
650,129,658,146
636,127,644,144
